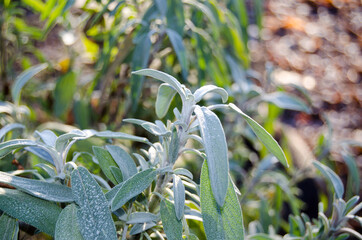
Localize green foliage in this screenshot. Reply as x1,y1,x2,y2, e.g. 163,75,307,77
1,69,359,239
0,0,361,238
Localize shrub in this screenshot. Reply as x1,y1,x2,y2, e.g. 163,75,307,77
0,69,361,239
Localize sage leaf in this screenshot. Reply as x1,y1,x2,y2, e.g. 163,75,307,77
0,213,18,240
262,92,311,113
34,163,56,179
342,153,360,196
130,32,152,111
110,166,123,183
229,103,289,168
313,161,344,199
111,169,156,211
0,139,38,158
166,0,185,36
0,171,73,202
173,174,185,220
105,182,124,202
132,69,186,101
200,161,245,240
160,199,183,240
106,145,137,180
156,83,177,118
0,123,25,140
155,0,167,16
168,127,180,164
34,130,57,147
194,105,228,206
133,153,149,171
55,204,83,240
12,63,48,105
125,212,158,224
173,168,193,180
25,146,54,165
166,29,188,79
54,71,77,117
0,188,61,236
194,85,228,103
93,146,119,185
71,166,117,240
91,130,150,144
55,129,88,153
129,222,156,235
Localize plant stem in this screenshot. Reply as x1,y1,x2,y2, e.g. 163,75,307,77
149,172,170,213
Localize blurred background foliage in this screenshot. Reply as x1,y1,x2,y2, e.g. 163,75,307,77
0,0,361,238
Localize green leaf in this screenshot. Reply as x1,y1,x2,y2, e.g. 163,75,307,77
55,204,83,240
173,168,193,180
262,92,311,113
194,85,228,103
0,171,73,202
156,83,177,118
93,146,119,185
106,145,137,180
111,169,156,211
0,139,38,158
194,106,228,206
92,130,150,144
133,153,149,171
105,182,124,202
155,0,167,16
110,166,123,183
345,196,359,214
0,188,61,236
342,153,360,196
124,212,158,224
129,222,156,235
200,161,244,240
160,199,183,240
130,33,152,111
73,99,91,129
11,63,48,105
35,130,57,147
168,127,180,164
123,119,170,136
55,129,87,153
229,103,289,168
71,166,117,240
132,69,186,101
166,0,185,36
313,161,344,199
54,71,77,117
41,0,56,20
166,29,188,80
173,175,185,220
0,123,25,140
0,213,18,240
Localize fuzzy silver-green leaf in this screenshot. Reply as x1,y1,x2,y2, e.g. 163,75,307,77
71,166,117,240
0,213,18,240
229,103,289,168
200,160,245,240
194,105,228,206
156,83,177,118
111,169,156,211
160,199,183,240
55,204,83,240
0,171,73,202
0,188,61,236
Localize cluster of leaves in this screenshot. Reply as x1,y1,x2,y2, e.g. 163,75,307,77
0,70,361,239
1,0,265,128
